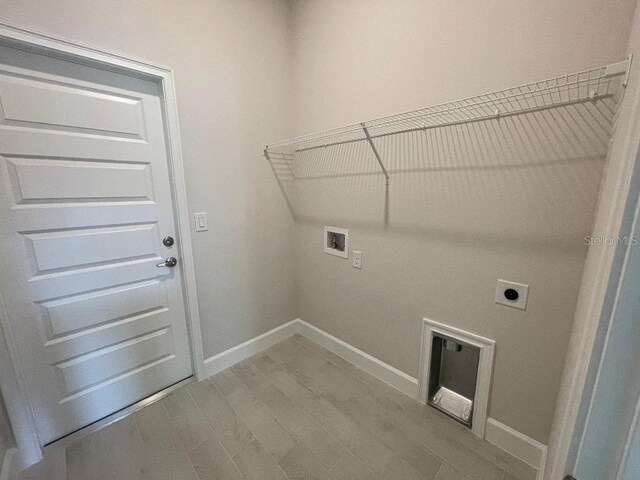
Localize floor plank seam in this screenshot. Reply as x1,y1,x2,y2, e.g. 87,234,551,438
280,337,440,478
228,363,331,479
244,344,398,479
207,375,292,480
286,338,452,472
296,346,514,479
190,381,252,479
273,337,510,480
240,354,384,479
156,399,201,479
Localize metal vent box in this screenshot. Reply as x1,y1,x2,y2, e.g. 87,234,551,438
428,334,480,428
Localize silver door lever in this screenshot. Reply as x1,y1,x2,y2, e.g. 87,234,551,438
157,257,177,268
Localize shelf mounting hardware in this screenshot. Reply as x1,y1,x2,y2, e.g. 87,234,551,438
262,145,296,216
624,53,633,87
604,54,633,88
361,123,390,185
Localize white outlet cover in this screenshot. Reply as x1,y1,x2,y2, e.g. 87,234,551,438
495,279,529,310
352,250,362,269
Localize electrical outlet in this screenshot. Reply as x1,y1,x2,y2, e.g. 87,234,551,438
194,212,208,232
495,279,529,310
352,250,362,269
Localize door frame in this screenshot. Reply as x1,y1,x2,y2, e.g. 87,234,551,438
0,22,205,469
543,55,640,478
570,161,640,478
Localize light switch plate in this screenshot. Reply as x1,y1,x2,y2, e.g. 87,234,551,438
194,212,208,232
352,250,362,269
495,279,529,310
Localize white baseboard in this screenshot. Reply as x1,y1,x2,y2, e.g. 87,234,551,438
201,318,418,397
295,319,419,398
485,418,547,479
1,448,17,480
202,319,301,378
201,318,546,480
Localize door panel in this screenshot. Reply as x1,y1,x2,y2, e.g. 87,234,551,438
0,45,192,444
0,73,145,138
25,223,159,271
26,258,169,301
45,309,172,366
7,157,153,202
42,280,165,337
53,327,175,397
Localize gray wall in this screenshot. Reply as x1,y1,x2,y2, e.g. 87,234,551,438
0,394,13,464
289,0,636,443
0,0,297,359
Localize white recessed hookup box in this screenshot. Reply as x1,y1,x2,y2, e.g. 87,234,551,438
324,226,349,258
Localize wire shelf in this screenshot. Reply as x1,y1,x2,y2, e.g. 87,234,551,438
264,57,631,158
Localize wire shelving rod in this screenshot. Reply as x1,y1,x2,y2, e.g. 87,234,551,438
263,56,632,185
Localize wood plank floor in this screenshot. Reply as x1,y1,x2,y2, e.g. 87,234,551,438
20,335,537,480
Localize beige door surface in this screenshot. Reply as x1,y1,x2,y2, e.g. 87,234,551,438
0,44,192,444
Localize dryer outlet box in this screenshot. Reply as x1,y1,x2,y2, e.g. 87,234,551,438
495,279,529,310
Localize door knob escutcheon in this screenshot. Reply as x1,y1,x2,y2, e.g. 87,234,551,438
163,236,174,247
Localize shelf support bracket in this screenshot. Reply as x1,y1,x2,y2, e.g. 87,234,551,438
624,53,633,87
361,123,390,185
262,145,296,217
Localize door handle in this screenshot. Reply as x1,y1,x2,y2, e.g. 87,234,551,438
157,257,178,268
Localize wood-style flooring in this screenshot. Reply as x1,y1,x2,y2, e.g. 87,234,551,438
19,334,537,480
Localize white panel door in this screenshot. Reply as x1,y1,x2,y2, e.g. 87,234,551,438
0,45,193,445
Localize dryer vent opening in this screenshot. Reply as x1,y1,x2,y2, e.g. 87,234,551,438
428,334,480,428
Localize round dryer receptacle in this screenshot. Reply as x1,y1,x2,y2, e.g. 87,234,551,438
504,288,519,301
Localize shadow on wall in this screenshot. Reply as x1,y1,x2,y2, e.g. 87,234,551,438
267,99,615,257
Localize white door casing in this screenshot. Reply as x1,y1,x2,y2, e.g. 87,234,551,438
571,169,640,480
0,43,194,445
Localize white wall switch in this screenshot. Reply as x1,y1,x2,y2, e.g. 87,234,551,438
194,212,208,232
495,279,529,310
352,250,362,269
